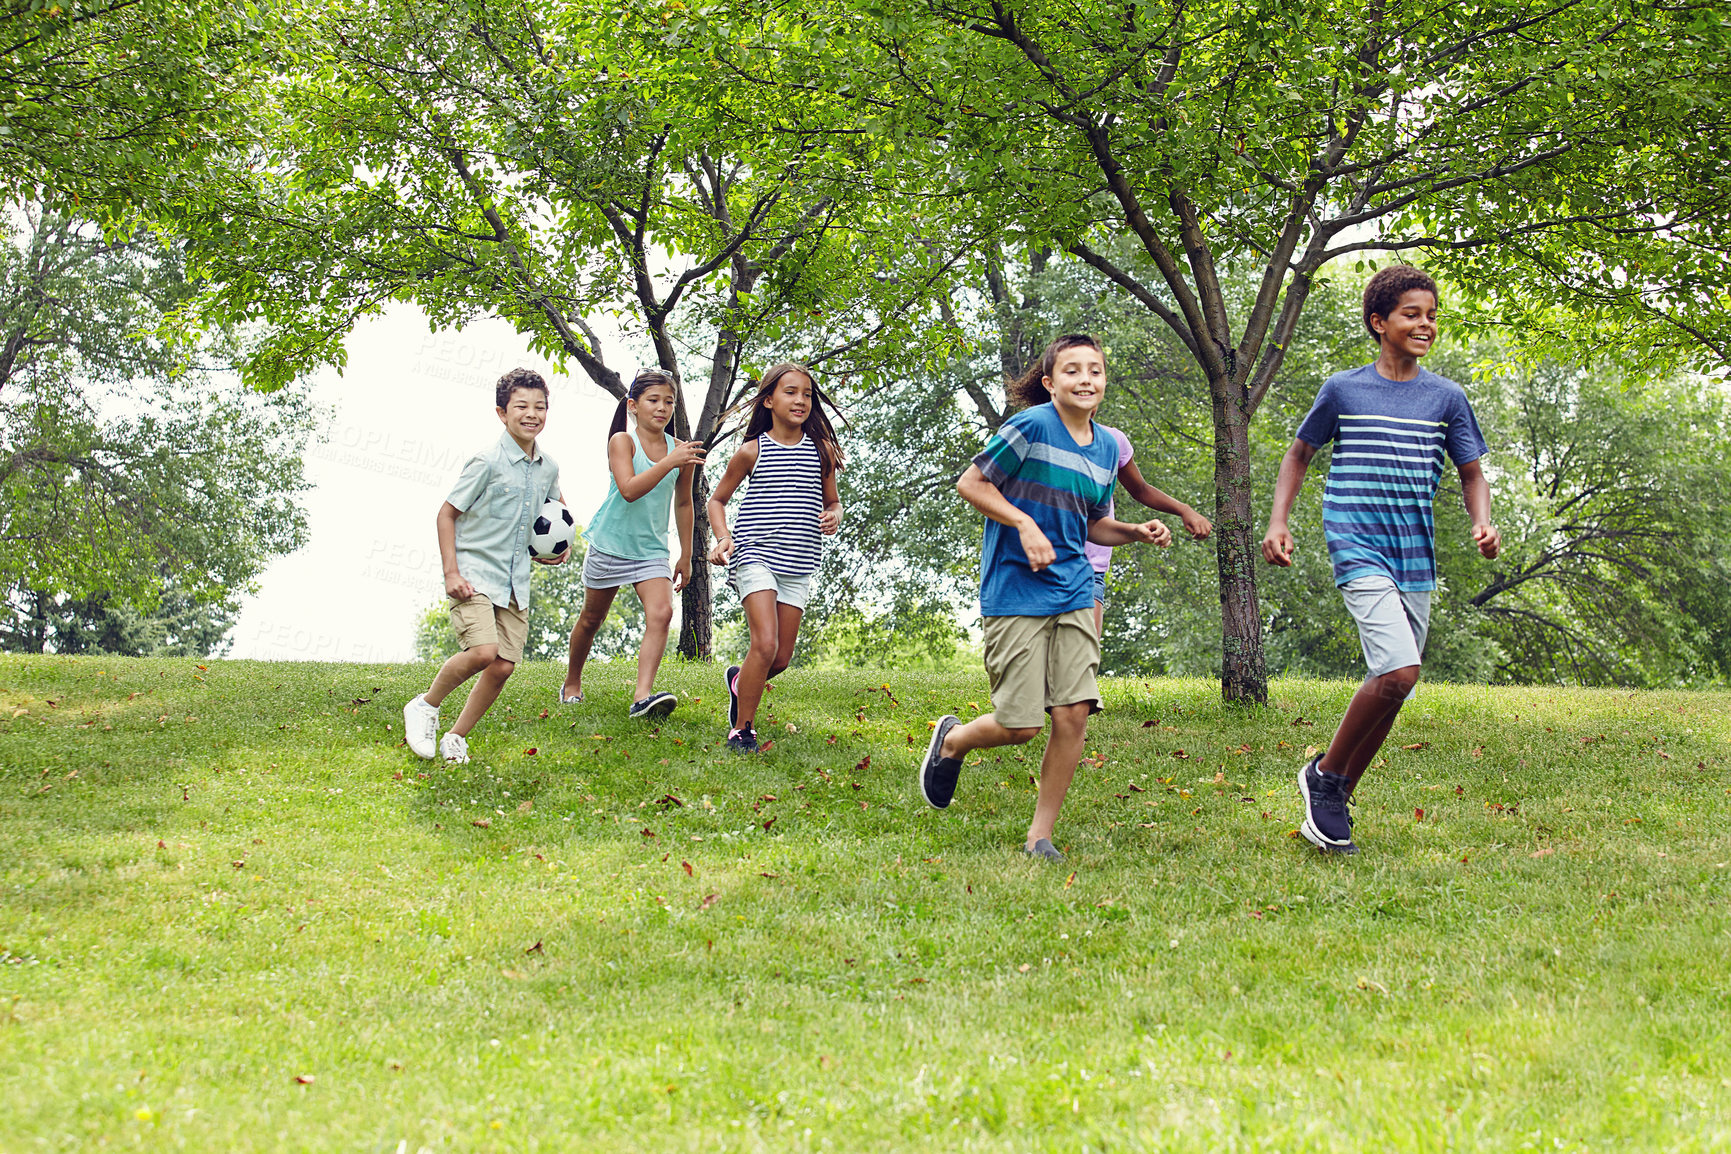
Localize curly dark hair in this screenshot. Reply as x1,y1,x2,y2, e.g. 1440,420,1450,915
1362,266,1439,341
495,367,549,409
1005,333,1103,410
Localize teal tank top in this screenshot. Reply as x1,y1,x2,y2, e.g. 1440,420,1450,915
584,431,679,560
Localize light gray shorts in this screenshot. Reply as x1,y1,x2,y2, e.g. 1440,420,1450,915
729,562,812,610
583,547,671,590
1340,573,1431,680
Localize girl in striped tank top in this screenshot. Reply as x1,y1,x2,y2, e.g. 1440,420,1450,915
707,362,844,753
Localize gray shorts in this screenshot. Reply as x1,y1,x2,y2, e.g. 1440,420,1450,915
729,562,812,610
1340,573,1431,680
583,547,671,590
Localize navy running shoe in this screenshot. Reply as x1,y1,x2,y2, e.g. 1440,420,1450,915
1297,756,1357,853
919,715,963,809
725,664,741,729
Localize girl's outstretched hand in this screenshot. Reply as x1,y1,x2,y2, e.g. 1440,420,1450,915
1180,508,1213,539
708,535,734,566
668,439,707,468
673,555,692,592
818,505,842,534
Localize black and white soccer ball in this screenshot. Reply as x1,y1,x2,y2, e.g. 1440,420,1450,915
529,499,575,559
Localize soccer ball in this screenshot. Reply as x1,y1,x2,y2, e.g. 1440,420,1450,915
529,499,575,559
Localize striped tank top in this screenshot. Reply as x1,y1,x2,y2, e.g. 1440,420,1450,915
730,432,823,575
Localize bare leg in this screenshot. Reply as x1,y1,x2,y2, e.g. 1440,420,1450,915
1320,665,1421,790
733,590,781,728
940,714,1043,759
1093,600,1104,636
631,577,675,700
451,657,516,737
766,602,803,679
1027,702,1090,847
425,645,495,708
562,585,619,698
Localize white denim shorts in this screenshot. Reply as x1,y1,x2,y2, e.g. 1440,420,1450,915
1340,573,1431,680
728,562,813,610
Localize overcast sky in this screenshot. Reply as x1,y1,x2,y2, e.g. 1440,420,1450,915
228,304,633,662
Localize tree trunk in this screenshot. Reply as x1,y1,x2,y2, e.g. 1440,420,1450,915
678,462,714,659
1211,374,1267,703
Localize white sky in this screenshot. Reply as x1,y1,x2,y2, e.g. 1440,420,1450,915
228,304,632,662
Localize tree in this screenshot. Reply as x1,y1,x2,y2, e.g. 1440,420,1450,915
709,0,1731,700
183,0,962,658
0,209,313,655
1,0,273,214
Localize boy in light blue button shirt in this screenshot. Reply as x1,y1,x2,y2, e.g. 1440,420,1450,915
403,368,565,764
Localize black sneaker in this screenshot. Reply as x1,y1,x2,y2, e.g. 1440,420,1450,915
628,691,678,720
726,725,758,754
725,664,741,729
919,715,963,809
1297,756,1357,853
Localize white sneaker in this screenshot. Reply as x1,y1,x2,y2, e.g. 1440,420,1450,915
439,731,470,764
403,694,439,759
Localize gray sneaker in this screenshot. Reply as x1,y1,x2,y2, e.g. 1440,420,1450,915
1023,838,1065,862
403,694,439,760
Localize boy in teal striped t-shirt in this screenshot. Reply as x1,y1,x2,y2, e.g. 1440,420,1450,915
918,334,1171,861
1263,266,1502,855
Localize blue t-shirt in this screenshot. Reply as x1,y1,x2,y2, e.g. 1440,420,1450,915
1294,362,1488,591
972,405,1117,617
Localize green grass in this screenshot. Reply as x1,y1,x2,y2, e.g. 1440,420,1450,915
1,654,1728,1152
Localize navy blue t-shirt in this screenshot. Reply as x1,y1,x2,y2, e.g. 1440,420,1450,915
1294,363,1488,591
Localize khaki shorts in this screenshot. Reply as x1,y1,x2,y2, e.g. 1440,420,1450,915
449,594,528,665
982,608,1102,729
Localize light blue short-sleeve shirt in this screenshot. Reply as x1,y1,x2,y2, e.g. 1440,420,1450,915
446,430,561,610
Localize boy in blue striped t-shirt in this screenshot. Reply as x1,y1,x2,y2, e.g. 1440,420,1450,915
1262,266,1501,855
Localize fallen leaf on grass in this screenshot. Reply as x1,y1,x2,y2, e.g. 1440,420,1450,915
1402,742,1430,751
523,748,538,756
1471,746,1485,759
525,940,544,954
471,819,490,828
1017,963,1031,973
761,817,776,832
1063,871,1076,888
294,1074,315,1085
1141,719,1157,728
681,861,693,876
1171,749,1189,760
698,893,718,910
1211,770,1226,784
640,828,656,838
1531,848,1554,858
758,740,775,753
516,800,532,814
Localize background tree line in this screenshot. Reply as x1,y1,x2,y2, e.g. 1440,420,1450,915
4,0,1728,688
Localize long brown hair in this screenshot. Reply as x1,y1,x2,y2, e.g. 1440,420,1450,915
739,361,844,475
608,369,679,444
1005,333,1104,410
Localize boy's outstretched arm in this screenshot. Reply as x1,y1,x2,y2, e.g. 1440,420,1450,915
1261,439,1317,566
1457,458,1501,558
1118,460,1212,539
957,464,1056,571
1088,516,1172,547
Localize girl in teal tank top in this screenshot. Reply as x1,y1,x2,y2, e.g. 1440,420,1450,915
561,371,706,718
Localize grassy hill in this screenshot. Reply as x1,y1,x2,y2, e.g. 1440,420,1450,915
1,655,1727,1151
